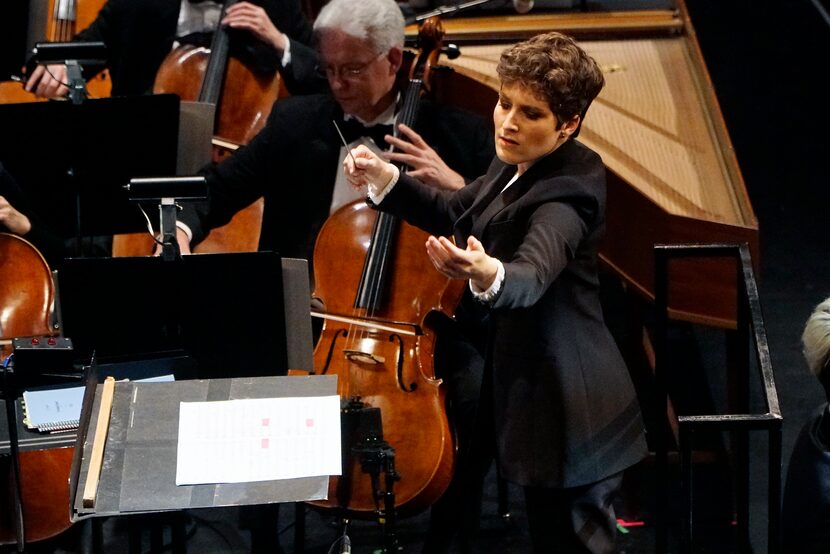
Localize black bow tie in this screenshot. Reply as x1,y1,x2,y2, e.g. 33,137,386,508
339,119,394,149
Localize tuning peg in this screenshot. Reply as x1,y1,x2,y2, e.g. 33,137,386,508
441,43,461,60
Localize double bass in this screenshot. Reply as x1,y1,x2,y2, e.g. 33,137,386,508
309,18,462,519
153,0,288,156
0,0,111,104
114,0,284,256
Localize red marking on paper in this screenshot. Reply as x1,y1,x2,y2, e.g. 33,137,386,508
306,418,315,427
261,438,270,449
261,418,270,426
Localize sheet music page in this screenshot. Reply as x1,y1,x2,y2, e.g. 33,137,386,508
176,396,341,485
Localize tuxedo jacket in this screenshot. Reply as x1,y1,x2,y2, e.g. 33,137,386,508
179,93,494,265
76,0,320,96
378,139,648,487
783,403,830,553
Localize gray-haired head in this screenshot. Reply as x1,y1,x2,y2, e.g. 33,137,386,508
313,0,405,54
803,297,830,378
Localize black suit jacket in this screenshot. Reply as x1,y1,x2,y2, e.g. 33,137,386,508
783,403,830,553
179,93,494,266
379,140,648,487
76,0,319,96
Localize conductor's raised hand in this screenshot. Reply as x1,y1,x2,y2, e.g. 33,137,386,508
343,144,396,191
425,235,499,291
24,64,69,99
384,123,465,191
222,1,288,52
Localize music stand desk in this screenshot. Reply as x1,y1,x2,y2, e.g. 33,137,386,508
69,374,336,520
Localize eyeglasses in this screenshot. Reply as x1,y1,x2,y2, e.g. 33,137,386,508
317,52,386,81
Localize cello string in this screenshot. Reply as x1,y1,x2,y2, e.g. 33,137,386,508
334,54,428,373
331,119,365,358
362,83,418,315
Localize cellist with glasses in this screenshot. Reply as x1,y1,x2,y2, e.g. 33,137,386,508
173,0,493,549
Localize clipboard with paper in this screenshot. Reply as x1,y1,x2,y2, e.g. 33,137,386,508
69,371,340,519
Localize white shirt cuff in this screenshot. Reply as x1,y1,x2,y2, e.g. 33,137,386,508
175,220,193,243
367,164,400,205
471,259,505,303
280,36,291,67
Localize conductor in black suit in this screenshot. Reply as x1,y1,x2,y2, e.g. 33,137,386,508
345,31,648,553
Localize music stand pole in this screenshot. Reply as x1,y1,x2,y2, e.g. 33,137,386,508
64,60,88,105
1,356,26,550
125,176,207,261
64,58,90,253
159,198,180,261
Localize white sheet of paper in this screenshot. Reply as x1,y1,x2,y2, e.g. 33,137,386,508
175,395,341,485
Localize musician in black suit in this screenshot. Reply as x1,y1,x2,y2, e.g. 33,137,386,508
175,0,493,549
175,0,493,262
783,296,830,553
345,31,648,553
25,0,323,98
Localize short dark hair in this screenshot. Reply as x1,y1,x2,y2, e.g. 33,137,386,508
496,31,604,132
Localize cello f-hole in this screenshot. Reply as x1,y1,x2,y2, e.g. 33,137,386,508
318,328,349,375
390,334,417,393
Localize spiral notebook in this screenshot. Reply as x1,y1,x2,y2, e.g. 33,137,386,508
22,385,84,432
22,374,175,433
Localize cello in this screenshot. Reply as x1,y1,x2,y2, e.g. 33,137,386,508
309,17,463,519
0,233,74,547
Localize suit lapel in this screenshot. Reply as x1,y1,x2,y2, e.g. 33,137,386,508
471,187,508,238
457,164,510,235
469,164,535,239
469,146,573,237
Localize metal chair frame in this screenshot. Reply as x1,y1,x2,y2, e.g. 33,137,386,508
653,243,781,554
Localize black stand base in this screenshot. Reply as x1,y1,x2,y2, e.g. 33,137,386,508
338,400,401,553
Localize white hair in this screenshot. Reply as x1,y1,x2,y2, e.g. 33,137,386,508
803,297,830,376
313,0,405,53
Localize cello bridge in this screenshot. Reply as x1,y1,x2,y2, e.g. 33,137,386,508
343,349,385,365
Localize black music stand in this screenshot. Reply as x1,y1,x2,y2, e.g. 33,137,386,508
0,94,179,253
56,252,291,379
0,256,316,550
69,371,336,517
30,41,107,104
125,176,208,260
67,367,337,532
